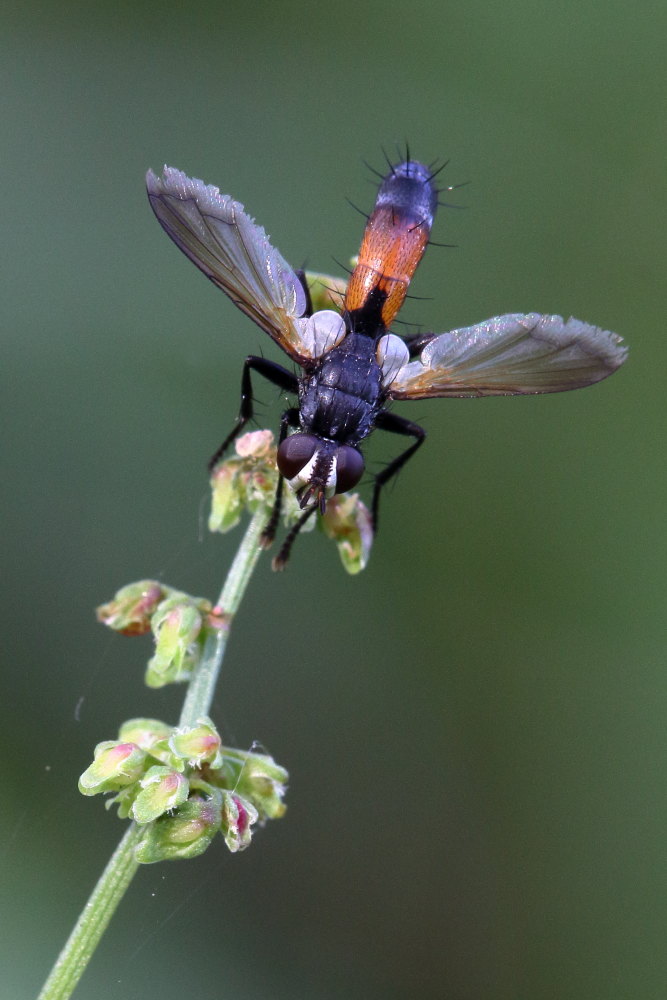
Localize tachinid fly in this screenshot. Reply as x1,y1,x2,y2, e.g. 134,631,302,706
146,156,627,567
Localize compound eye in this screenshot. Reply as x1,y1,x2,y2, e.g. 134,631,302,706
277,433,319,480
335,446,364,494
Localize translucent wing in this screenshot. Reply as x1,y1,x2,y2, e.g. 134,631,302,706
388,313,627,399
146,166,315,362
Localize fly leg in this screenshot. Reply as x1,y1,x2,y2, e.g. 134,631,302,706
402,332,437,358
372,410,426,532
208,356,298,471
260,406,301,550
295,269,314,318
272,503,318,571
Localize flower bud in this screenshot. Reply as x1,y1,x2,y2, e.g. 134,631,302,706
78,741,147,796
96,581,165,635
169,718,223,769
131,766,189,824
220,792,258,853
209,431,279,534
303,270,348,313
213,748,288,821
146,600,204,688
118,718,172,751
209,462,245,532
234,429,274,459
319,493,373,573
134,793,223,863
235,754,288,820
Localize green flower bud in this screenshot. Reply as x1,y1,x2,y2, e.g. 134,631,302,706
78,741,147,796
303,270,348,313
118,718,172,751
209,431,278,534
168,718,223,769
220,792,258,853
131,766,189,824
214,749,288,821
146,600,204,688
96,581,165,635
209,462,245,532
319,493,373,573
134,792,223,863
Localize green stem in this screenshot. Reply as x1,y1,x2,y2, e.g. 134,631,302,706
179,505,266,727
37,824,141,1000
38,507,267,1000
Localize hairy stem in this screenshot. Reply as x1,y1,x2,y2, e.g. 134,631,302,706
36,824,141,1000
179,505,266,728
38,506,267,1000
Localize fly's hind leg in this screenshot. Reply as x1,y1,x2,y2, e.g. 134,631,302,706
208,356,299,471
371,409,426,532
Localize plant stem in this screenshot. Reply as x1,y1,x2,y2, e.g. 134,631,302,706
36,824,141,1000
38,507,267,1000
179,505,266,728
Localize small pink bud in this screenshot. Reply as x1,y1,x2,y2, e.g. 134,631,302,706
169,718,223,768
221,792,258,853
118,718,172,751
78,741,147,795
96,581,165,635
234,429,274,458
131,766,189,824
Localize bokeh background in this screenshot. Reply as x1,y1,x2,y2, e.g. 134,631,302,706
3,1,665,997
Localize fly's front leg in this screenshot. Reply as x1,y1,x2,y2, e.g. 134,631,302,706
208,356,299,471
372,410,426,532
272,503,318,571
260,407,301,550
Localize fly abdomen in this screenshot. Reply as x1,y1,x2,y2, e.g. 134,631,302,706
344,160,438,330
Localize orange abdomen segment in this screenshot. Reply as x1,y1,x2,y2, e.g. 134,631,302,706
344,160,438,329
344,205,431,327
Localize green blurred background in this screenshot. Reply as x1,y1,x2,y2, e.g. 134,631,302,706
3,1,665,997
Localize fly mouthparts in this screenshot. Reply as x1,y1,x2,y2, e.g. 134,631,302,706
298,484,328,514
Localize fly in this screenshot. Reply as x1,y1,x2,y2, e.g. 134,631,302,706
146,156,628,567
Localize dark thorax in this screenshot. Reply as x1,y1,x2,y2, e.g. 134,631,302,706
298,332,384,445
